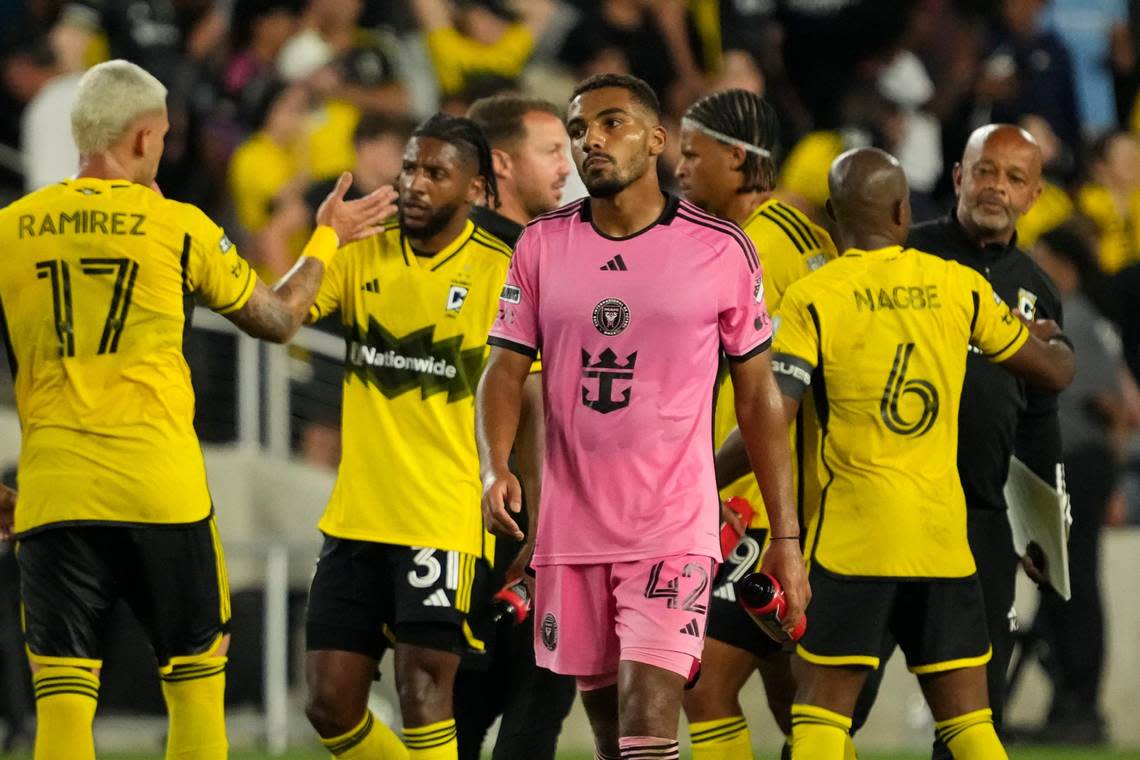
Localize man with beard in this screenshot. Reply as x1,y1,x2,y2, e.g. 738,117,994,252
453,94,576,760
302,113,515,760
850,124,1071,759
476,73,809,760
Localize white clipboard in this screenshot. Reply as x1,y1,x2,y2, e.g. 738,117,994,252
1004,457,1072,600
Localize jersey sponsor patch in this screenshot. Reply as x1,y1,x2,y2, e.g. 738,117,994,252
218,234,233,254
500,284,522,303
754,277,765,304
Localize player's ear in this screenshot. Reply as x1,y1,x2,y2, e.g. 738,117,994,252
648,124,667,157
952,162,963,195
728,145,746,171
491,148,512,183
131,124,149,159
467,174,486,205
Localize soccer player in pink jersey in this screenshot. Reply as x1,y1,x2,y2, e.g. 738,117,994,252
475,73,810,760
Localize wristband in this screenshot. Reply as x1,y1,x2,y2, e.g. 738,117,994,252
1047,333,1074,351
300,225,340,267
770,535,800,540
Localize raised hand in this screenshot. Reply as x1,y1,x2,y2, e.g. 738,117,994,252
316,172,399,244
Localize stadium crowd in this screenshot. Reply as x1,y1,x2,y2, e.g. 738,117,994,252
0,0,1139,758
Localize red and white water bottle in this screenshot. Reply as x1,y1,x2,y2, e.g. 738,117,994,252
737,571,806,643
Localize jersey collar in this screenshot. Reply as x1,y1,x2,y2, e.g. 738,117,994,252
400,219,476,270
577,193,681,240
65,177,134,192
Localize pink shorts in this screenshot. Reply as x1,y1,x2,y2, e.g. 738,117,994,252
533,554,716,684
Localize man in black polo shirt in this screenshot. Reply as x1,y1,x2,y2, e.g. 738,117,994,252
851,124,1073,759
453,93,575,760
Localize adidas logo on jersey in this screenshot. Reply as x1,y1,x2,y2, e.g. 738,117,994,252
599,255,628,271
679,618,701,637
361,278,380,293
713,584,736,602
422,589,451,607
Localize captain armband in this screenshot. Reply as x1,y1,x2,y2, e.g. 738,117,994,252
772,353,814,402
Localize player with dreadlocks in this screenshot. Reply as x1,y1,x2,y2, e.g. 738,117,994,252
675,89,837,760
301,112,515,760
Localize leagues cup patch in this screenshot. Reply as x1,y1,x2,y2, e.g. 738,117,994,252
592,298,630,336
541,613,558,651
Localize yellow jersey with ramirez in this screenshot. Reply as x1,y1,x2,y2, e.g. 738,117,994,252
714,199,836,527
309,219,511,557
0,178,257,535
773,246,1028,578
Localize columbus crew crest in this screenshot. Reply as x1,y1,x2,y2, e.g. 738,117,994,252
592,298,630,336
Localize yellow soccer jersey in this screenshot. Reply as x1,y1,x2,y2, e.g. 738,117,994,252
773,246,1028,578
310,219,511,557
0,178,257,535
714,199,836,528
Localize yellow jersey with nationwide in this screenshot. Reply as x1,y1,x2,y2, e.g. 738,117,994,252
714,199,836,529
310,219,511,557
0,178,257,535
773,246,1028,578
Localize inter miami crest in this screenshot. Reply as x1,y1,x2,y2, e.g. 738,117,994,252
592,297,630,336
582,347,637,414
541,613,558,651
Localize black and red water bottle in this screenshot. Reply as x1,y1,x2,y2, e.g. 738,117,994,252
737,571,806,643
489,579,531,625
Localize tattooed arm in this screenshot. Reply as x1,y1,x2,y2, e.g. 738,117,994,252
225,173,397,343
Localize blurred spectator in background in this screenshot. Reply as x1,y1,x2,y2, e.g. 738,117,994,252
1044,0,1131,135
277,0,407,180
1028,225,1134,746
777,0,921,130
1016,114,1076,246
2,38,80,191
51,0,229,204
778,82,904,223
878,49,944,220
413,0,556,103
975,0,1081,151
228,80,311,278
1077,130,1140,273
224,0,300,110
558,0,705,117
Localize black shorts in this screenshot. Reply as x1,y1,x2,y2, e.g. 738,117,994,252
706,526,782,658
17,517,230,670
797,563,991,674
305,535,488,660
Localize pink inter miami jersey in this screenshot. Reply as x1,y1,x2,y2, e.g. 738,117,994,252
489,196,773,566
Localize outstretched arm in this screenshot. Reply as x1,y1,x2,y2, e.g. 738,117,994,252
225,174,397,343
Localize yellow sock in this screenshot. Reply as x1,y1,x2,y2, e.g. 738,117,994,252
690,716,753,759
320,711,408,759
935,709,1008,760
33,666,99,760
160,656,228,760
791,703,851,760
845,733,859,759
404,718,457,759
